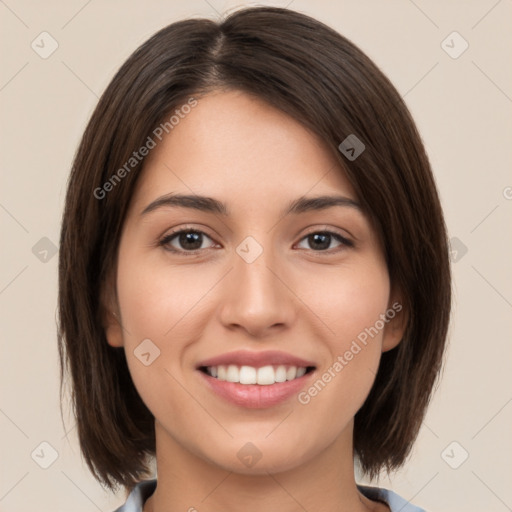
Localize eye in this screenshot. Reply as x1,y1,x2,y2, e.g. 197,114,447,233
159,229,217,253
296,231,353,252
158,228,353,255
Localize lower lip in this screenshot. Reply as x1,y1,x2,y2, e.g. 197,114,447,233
198,370,314,409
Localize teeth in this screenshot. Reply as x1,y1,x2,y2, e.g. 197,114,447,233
217,365,227,380
275,365,287,383
286,366,297,380
239,365,257,384
205,364,310,384
257,365,275,385
226,364,239,382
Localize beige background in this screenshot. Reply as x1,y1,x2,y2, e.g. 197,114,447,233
1,1,511,511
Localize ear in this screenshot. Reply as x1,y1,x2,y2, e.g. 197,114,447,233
100,274,124,348
381,286,408,353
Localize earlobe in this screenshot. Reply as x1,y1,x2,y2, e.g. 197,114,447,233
104,309,125,348
381,297,408,353
382,318,405,352
100,282,125,348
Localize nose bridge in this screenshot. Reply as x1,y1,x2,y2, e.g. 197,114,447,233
219,233,294,335
239,238,279,297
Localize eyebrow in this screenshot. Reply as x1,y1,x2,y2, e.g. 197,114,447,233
140,193,361,217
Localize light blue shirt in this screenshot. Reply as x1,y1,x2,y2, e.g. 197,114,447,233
113,479,427,511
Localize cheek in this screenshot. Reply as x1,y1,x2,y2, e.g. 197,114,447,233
116,247,216,344
300,259,390,350
115,246,221,416
296,260,390,406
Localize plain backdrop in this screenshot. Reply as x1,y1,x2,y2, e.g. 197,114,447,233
1,1,511,511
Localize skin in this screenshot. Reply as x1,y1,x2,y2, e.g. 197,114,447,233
103,90,406,512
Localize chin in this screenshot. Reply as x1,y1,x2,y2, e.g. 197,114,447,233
200,437,317,476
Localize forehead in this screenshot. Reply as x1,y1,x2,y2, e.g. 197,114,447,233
129,90,356,215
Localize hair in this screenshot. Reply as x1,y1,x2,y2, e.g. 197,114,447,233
58,5,451,492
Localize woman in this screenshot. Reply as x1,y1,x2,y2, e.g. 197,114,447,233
58,7,451,512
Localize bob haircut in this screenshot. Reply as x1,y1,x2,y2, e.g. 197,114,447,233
58,6,451,492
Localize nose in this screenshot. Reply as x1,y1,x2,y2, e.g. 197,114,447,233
218,240,297,338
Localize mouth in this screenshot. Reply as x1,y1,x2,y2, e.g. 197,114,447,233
198,364,316,385
196,350,317,408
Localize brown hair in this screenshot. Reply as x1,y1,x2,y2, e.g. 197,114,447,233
58,6,451,492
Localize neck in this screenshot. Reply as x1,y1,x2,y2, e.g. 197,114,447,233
144,420,386,512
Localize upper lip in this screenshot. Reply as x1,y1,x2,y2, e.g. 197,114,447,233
196,350,316,369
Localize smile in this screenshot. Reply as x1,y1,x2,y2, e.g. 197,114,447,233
196,350,317,408
200,364,314,385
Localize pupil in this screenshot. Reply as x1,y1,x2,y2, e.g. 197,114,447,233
176,232,332,251
180,232,202,250
310,233,330,250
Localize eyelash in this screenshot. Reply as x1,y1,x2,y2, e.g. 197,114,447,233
157,227,354,256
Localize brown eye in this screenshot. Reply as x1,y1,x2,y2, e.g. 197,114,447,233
159,229,216,253
296,231,353,252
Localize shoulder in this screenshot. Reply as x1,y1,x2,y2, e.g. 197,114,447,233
112,479,157,512
112,480,426,512
357,484,428,512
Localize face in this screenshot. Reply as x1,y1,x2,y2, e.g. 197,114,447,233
104,90,405,475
